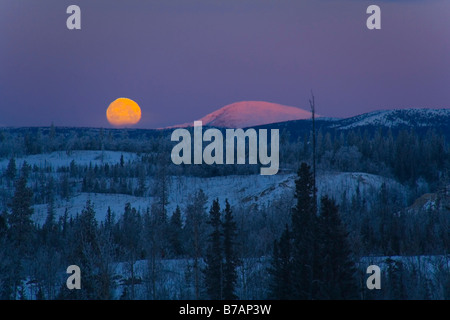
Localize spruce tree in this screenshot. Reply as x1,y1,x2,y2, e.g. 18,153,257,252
120,154,124,168
73,200,99,299
42,198,57,246
268,224,293,299
222,199,238,300
143,207,159,299
0,211,13,300
5,157,16,182
105,206,114,231
137,164,146,197
291,162,318,299
122,203,141,259
184,189,208,299
153,164,169,225
204,199,222,299
122,203,142,299
169,206,184,256
60,174,70,199
8,168,34,255
75,200,115,300
317,196,358,299
79,200,98,250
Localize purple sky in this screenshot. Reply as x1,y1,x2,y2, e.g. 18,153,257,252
1,0,449,128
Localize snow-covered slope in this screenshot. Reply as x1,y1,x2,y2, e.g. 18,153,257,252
332,108,450,130
170,101,314,128
33,193,151,225
31,171,406,225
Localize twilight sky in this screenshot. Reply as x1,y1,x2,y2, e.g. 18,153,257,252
0,0,449,128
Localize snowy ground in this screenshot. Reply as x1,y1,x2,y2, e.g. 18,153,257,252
32,171,406,225
0,150,407,224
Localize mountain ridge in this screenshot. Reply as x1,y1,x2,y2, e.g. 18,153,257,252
166,100,449,130
331,108,450,130
167,101,315,128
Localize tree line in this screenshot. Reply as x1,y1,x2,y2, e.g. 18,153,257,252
0,126,447,185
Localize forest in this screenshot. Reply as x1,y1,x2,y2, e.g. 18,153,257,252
0,123,448,299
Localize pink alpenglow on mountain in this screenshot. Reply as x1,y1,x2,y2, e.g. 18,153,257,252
171,101,316,128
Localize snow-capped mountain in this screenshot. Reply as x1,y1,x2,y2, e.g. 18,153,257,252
170,101,315,128
168,102,448,132
257,107,450,141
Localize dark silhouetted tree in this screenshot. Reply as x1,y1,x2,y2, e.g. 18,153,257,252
8,167,34,255
268,224,292,299
169,206,184,256
204,199,222,299
222,199,239,300
291,162,318,299
317,196,358,299
184,189,208,299
5,157,16,183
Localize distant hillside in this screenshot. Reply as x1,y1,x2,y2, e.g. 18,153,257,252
168,101,314,128
257,108,450,141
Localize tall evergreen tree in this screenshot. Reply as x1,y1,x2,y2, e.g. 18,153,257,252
204,199,223,299
74,200,99,299
42,198,57,246
0,210,14,300
143,207,160,299
136,164,147,197
222,199,238,300
79,200,98,250
20,161,31,180
317,196,358,299
268,224,293,299
184,189,208,299
120,154,124,168
291,162,318,299
8,168,34,255
105,206,115,231
153,165,169,225
169,206,184,256
60,174,70,199
122,203,142,299
5,157,16,182
59,200,110,300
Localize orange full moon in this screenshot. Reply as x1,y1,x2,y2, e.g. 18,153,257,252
106,98,142,126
